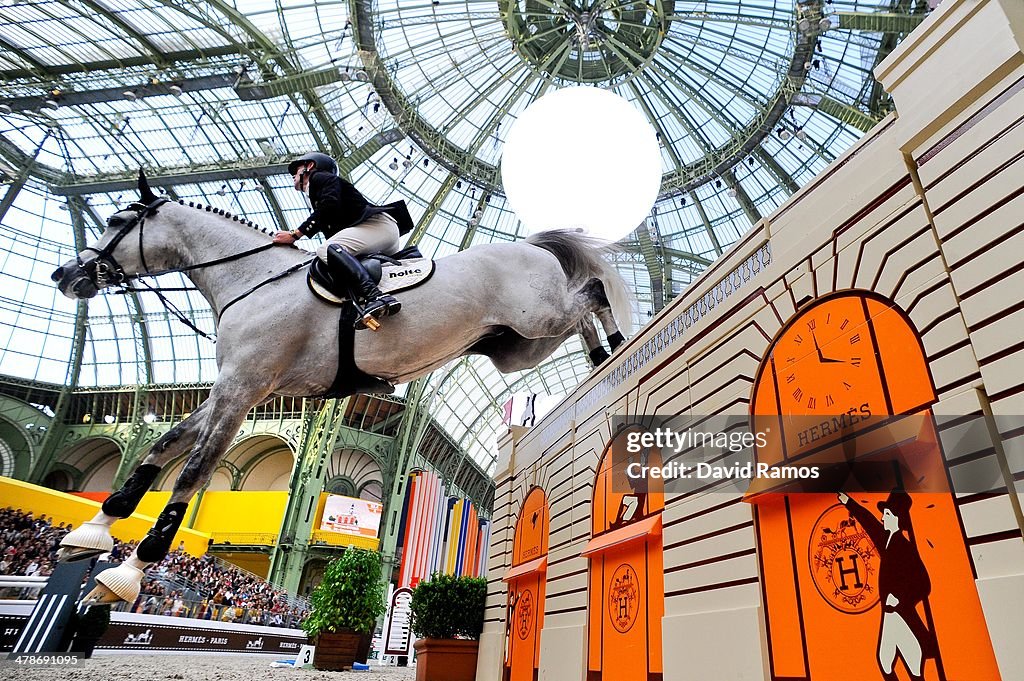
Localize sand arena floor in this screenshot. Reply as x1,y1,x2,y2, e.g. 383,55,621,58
0,654,420,681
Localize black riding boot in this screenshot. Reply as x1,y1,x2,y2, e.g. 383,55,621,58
326,244,401,329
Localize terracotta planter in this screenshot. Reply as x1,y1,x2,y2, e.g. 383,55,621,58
413,638,480,681
313,629,372,671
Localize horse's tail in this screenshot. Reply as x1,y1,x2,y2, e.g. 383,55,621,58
526,229,634,336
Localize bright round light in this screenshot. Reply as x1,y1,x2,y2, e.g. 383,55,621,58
501,87,662,243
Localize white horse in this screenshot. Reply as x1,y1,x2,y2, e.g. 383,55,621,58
51,172,631,604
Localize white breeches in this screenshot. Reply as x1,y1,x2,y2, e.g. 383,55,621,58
878,610,923,675
316,212,401,262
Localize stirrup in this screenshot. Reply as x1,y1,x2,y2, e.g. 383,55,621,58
354,296,401,331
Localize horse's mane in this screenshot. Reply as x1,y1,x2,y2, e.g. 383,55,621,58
172,199,273,237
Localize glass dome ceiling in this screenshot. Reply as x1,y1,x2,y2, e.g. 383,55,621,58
0,0,930,473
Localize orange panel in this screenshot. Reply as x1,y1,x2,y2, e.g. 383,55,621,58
506,488,549,681
581,515,661,557
513,487,549,567
588,538,663,680
750,292,1001,681
756,497,808,680
867,298,937,414
508,571,545,681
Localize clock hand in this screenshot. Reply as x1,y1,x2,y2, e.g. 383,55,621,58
812,332,846,364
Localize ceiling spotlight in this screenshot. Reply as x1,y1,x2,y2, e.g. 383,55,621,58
402,159,411,168
169,84,183,96
456,180,463,189
727,187,738,198
423,158,429,168
232,65,245,75
354,69,369,82
389,158,399,171
0,104,11,114
104,414,116,424
123,90,137,101
339,69,351,82
747,157,755,166
679,196,687,207
59,202,69,211
474,209,482,218
804,61,813,71
779,129,792,141
468,218,478,227
797,17,811,33
143,413,157,424
43,99,59,110
715,179,722,189
216,184,227,196
819,17,832,32
812,59,821,70
796,128,808,141
82,413,91,424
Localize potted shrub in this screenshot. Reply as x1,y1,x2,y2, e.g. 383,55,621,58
302,548,386,671
410,573,487,681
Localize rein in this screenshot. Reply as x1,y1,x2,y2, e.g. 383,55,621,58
93,197,309,341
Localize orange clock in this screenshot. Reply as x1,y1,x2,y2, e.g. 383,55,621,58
753,291,935,463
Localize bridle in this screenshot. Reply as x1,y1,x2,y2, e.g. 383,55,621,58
70,196,307,341
76,196,170,289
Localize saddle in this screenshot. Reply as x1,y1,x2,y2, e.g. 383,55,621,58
307,245,434,305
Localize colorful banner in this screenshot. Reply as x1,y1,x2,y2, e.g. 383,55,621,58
395,471,491,587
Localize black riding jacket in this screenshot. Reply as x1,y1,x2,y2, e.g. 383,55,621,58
296,171,368,238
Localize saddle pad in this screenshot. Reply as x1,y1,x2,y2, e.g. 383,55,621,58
378,257,434,293
308,256,435,305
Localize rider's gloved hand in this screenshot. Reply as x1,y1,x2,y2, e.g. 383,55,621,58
272,230,300,245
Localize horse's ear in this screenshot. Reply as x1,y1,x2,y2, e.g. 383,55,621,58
138,169,157,204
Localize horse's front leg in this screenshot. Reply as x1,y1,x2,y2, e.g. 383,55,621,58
83,378,269,605
57,401,212,562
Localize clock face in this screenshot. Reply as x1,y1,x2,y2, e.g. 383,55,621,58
769,293,887,418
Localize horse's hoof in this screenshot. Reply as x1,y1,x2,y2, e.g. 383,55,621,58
87,563,145,605
58,521,113,562
57,546,104,562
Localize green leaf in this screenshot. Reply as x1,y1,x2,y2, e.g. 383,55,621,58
301,548,387,637
409,573,487,640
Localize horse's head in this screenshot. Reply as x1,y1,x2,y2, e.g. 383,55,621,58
52,170,170,299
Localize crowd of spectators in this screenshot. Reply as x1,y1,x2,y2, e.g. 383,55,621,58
0,507,306,628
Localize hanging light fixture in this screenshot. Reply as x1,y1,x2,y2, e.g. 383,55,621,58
389,157,399,171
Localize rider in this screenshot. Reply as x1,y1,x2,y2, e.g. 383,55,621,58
274,152,411,328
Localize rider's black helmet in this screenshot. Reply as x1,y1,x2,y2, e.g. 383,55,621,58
288,152,338,176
